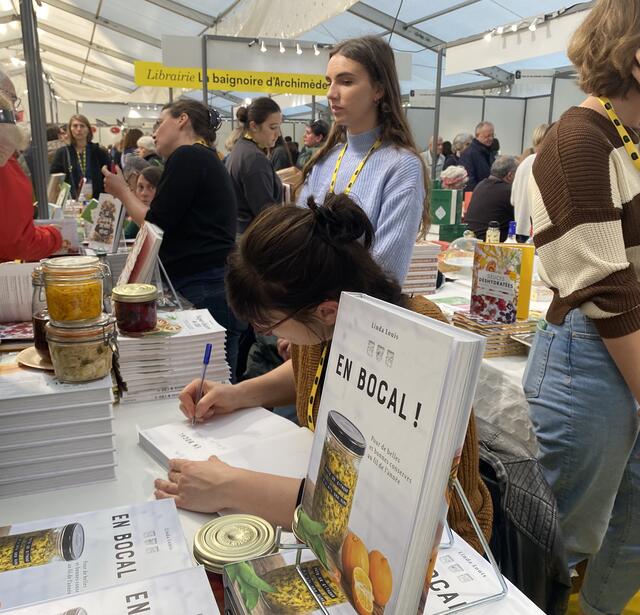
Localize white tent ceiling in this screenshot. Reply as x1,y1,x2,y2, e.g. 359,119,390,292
0,0,588,117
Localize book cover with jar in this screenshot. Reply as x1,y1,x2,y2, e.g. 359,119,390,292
470,243,534,324
6,566,220,615
0,500,193,610
241,292,484,615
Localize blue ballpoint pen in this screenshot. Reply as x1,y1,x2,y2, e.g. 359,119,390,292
192,343,212,426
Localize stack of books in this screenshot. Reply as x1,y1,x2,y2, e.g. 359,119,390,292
118,309,230,404
0,366,115,498
0,500,219,614
452,309,538,357
403,241,441,295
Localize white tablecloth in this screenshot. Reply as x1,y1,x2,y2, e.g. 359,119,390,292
1,396,542,614
430,278,541,454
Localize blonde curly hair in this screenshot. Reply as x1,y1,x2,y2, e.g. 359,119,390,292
568,0,640,97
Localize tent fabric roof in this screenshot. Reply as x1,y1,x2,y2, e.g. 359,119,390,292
1,0,580,110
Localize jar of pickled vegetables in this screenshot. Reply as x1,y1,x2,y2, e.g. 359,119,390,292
42,256,108,325
112,283,158,333
47,315,116,383
31,266,50,360
311,411,366,552
0,523,84,572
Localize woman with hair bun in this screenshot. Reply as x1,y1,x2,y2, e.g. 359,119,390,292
154,193,492,550
103,99,242,379
225,98,283,233
299,35,430,283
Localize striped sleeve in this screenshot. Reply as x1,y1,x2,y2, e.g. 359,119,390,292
531,117,640,338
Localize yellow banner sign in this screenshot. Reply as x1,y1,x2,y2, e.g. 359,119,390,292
134,61,327,96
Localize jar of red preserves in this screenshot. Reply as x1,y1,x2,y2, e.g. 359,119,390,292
112,283,158,333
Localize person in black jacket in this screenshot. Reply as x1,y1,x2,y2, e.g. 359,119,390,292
463,156,518,241
103,100,242,380
225,98,283,234
459,121,496,191
50,114,110,199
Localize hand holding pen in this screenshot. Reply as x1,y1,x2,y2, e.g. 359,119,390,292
192,343,212,426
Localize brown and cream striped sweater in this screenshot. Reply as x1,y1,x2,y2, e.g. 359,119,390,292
531,106,640,338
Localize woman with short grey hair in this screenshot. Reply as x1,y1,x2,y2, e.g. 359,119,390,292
443,132,473,170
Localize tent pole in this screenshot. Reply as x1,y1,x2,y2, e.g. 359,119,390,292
19,0,49,219
431,45,444,181
548,74,557,123
201,35,208,105
311,95,316,121
169,87,174,103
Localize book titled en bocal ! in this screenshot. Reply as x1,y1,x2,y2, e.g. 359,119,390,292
0,500,192,611
224,293,485,615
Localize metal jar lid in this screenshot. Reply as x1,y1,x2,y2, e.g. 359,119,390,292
193,514,276,574
327,410,366,457
112,283,158,303
46,314,116,342
61,523,85,561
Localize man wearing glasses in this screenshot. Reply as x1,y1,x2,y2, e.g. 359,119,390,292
296,119,329,169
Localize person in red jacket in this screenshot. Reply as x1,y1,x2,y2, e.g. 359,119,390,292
0,80,61,262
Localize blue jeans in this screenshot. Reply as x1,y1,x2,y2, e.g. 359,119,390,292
523,309,640,615
172,266,245,383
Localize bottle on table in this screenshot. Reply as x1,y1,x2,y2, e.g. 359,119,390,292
504,221,518,244
485,221,501,244
31,265,50,360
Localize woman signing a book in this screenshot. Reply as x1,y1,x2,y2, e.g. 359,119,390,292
154,193,493,553
102,100,243,381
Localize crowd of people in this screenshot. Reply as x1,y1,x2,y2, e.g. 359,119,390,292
1,1,640,610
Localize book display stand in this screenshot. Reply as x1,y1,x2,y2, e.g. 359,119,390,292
149,257,184,310
276,478,507,615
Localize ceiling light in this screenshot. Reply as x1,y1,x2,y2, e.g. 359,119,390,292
0,24,6,35
10,56,25,67
496,26,504,35
279,41,285,54
528,19,538,31
511,23,518,32
505,85,511,93
296,43,302,55
483,30,493,42
244,97,251,105
313,43,320,56
260,40,267,53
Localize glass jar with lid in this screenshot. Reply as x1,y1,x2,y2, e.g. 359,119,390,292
46,315,116,383
310,410,366,552
42,256,108,325
31,265,50,360
0,523,84,572
112,283,158,333
485,221,501,244
193,514,277,577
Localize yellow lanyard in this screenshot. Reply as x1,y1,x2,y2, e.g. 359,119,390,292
243,133,268,154
77,147,87,177
598,97,640,171
329,138,382,195
306,343,328,431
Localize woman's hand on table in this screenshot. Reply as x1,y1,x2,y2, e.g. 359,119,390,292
179,379,244,423
154,455,236,513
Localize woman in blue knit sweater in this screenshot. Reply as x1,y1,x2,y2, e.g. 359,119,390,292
298,36,429,284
